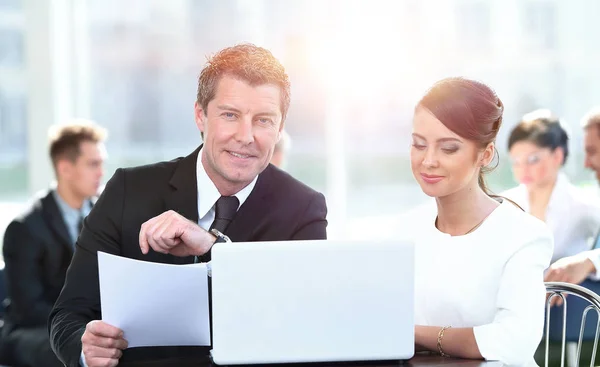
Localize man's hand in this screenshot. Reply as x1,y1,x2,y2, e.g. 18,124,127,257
81,321,128,367
545,254,597,306
139,210,215,257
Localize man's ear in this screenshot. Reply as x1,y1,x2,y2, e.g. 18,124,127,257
194,101,206,133
276,121,286,142
56,159,72,180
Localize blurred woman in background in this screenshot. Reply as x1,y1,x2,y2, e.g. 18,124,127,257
504,111,600,264
409,77,553,366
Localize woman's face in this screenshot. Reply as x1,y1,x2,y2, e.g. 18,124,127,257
410,106,493,198
509,140,562,188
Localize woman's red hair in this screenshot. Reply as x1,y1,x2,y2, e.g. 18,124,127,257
417,77,504,195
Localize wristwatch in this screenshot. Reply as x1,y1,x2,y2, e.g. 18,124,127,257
210,228,231,244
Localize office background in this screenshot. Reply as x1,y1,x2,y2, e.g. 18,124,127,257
1,0,600,251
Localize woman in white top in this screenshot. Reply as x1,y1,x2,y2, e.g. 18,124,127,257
504,110,600,264
410,77,554,365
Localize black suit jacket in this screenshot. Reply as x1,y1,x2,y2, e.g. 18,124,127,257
2,191,78,331
49,147,328,366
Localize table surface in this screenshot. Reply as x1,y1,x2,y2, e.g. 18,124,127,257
117,354,506,367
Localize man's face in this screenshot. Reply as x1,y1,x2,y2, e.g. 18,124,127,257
195,75,283,193
584,126,600,183
59,141,106,198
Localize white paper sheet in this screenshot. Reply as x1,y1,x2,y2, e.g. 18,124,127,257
98,251,211,348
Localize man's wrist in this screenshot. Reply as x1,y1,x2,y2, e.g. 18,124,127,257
196,228,231,257
210,228,231,244
199,231,217,256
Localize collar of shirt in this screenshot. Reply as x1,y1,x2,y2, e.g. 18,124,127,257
546,172,571,213
196,147,258,221
508,172,570,214
52,189,93,242
52,189,93,218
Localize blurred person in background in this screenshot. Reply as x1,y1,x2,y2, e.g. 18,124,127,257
545,107,600,290
1,121,106,367
504,110,600,268
409,77,553,365
270,129,291,169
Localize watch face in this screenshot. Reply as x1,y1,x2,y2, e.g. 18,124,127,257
211,229,230,243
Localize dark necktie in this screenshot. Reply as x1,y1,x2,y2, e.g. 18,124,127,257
209,196,240,233
74,214,84,248
77,215,84,235
198,195,239,262
203,196,239,346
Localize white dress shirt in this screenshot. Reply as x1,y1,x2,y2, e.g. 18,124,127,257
503,173,600,273
52,190,93,245
195,148,257,229
408,200,553,366
580,248,600,280
81,148,257,366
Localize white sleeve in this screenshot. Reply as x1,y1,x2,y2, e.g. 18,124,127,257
81,351,88,367
473,231,553,366
584,249,600,281
584,198,600,246
582,197,600,279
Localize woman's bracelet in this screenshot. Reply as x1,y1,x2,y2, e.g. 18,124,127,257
437,326,452,357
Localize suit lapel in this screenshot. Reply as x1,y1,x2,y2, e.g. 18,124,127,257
226,166,273,242
162,147,272,257
164,146,201,264
41,192,73,253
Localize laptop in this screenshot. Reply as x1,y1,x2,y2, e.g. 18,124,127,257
209,239,414,365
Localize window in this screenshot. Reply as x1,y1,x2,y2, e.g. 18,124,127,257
455,1,491,52
0,92,26,148
0,0,20,10
0,27,24,67
522,1,557,50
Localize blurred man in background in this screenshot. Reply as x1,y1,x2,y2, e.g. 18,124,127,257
270,129,292,169
545,107,600,288
1,121,106,367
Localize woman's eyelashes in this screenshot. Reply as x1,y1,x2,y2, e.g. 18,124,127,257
412,142,459,155
441,146,459,154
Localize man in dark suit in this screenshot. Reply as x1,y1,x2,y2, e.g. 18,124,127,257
49,44,328,367
2,122,106,367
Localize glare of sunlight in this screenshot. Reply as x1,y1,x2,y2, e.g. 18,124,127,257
301,0,415,237
305,0,418,101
